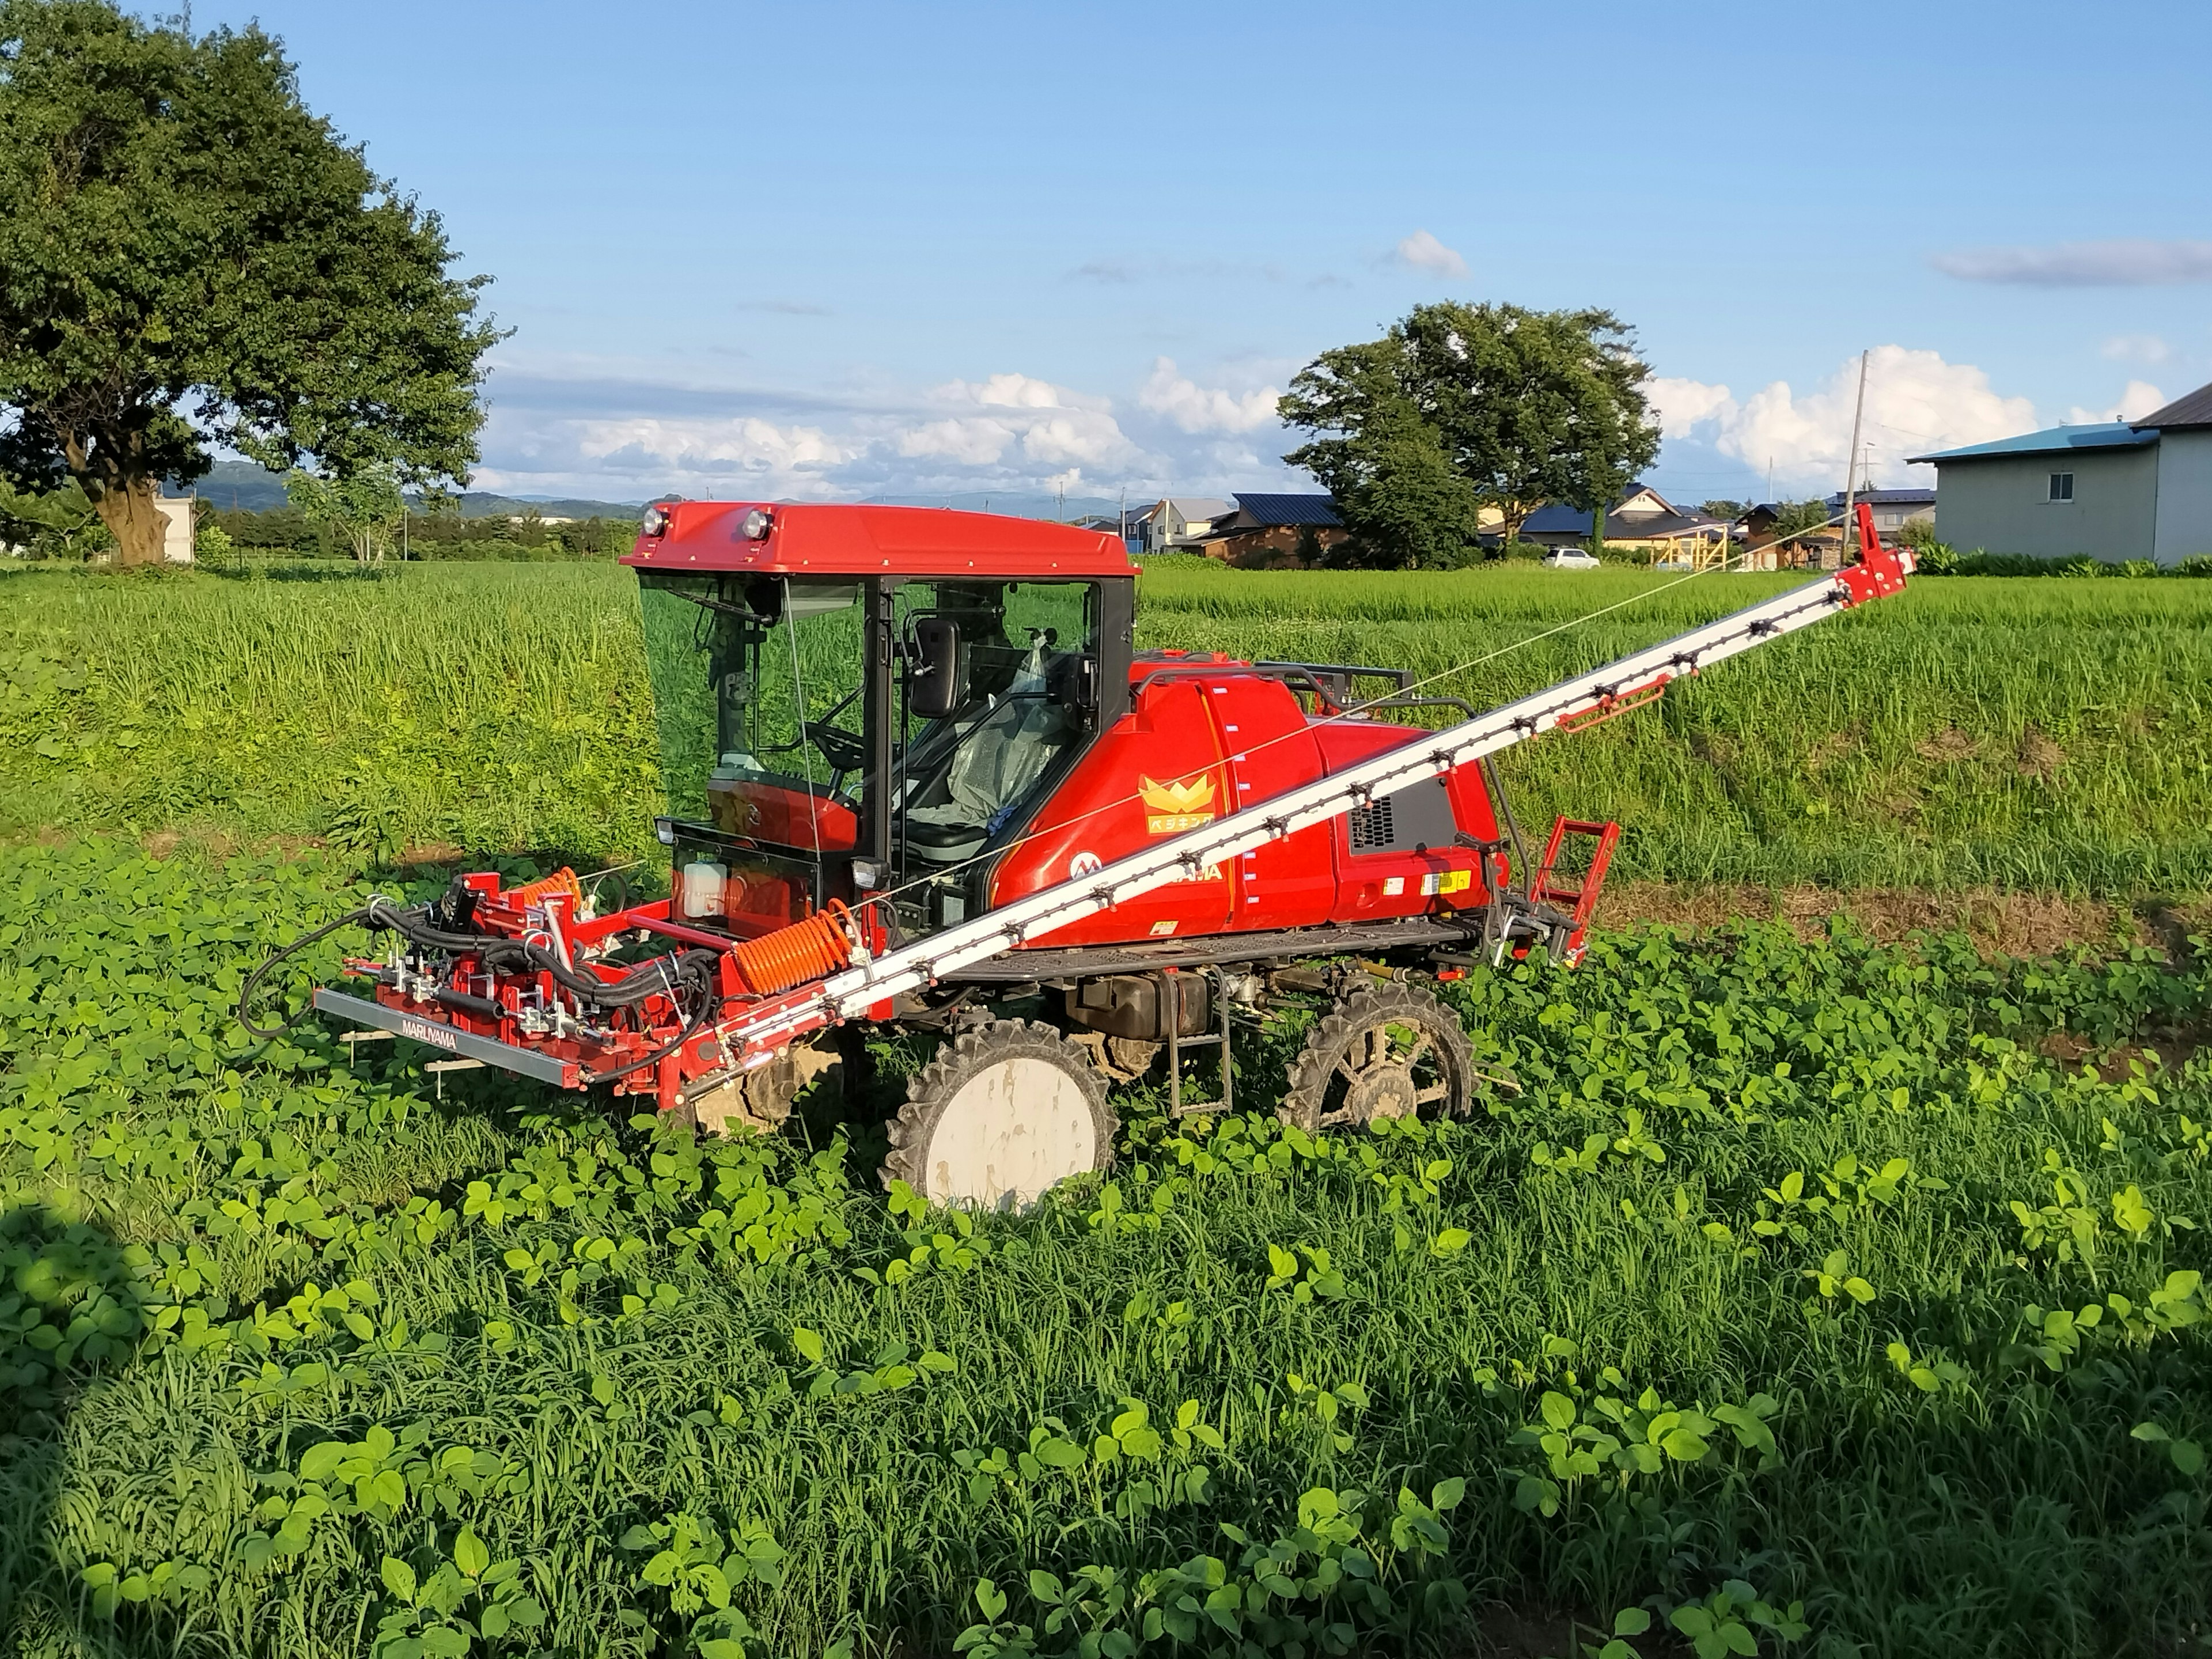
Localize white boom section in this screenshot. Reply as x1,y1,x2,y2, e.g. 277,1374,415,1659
717,563,1893,1061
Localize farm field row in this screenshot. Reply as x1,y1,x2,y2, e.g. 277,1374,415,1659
2,831,2208,1657
4,559,2210,895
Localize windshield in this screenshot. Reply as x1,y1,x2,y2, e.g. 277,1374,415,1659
893,578,1098,890
639,573,865,843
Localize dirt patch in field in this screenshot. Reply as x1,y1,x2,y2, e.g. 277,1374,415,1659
1915,726,1982,763
2016,725,2066,779
1596,882,2212,958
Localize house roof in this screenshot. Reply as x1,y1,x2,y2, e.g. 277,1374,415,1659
1160,497,1232,519
1226,493,1343,528
1823,488,1936,507
1521,505,1727,539
1518,482,1682,536
2135,378,2212,431
1907,423,2159,464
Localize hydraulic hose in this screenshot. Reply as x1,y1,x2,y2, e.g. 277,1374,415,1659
239,897,721,1050
236,904,377,1040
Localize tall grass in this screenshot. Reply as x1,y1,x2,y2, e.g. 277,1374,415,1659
5,560,2209,892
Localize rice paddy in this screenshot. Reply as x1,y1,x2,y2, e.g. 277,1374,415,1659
2,556,2209,1657
5,558,2208,893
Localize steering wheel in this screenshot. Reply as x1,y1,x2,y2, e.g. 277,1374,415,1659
804,720,868,776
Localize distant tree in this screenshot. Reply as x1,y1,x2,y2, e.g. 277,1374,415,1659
1769,499,1834,537
0,1,500,566
1278,340,1487,569
1700,499,1748,520
1397,302,1658,540
1280,303,1659,556
286,465,404,564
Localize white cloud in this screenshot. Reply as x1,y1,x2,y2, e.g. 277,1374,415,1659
1138,358,1282,434
554,415,862,494
888,372,1143,473
1646,377,1738,439
2067,380,2165,424
2101,334,2172,363
1653,346,2039,491
1933,240,2212,286
1389,229,1468,279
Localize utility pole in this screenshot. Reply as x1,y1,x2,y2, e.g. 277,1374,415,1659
1840,350,1869,565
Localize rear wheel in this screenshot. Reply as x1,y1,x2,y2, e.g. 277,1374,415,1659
1280,983,1477,1133
884,1019,1116,1209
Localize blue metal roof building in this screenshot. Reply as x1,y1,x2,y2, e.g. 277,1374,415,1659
1907,386,2212,563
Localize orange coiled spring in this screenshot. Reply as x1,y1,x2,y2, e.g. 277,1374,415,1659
506,867,584,910
730,900,855,995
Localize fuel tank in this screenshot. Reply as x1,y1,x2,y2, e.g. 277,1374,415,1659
987,652,1509,949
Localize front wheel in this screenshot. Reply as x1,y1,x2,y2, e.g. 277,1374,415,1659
882,1019,1117,1209
1279,983,1478,1133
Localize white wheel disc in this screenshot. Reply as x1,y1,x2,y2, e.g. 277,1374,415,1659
923,1055,1100,1210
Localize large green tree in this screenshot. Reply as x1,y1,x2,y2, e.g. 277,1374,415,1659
1278,339,1487,569
1279,302,1659,563
0,1,499,565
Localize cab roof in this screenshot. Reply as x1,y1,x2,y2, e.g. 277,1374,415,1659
622,501,1136,579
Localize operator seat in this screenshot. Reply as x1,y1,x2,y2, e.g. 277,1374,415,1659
903,641,1073,865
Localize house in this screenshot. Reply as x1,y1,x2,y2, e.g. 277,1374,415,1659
1822,487,1935,542
154,494,195,563
1520,483,1733,557
1127,497,1232,555
1190,494,1347,566
1908,380,2212,563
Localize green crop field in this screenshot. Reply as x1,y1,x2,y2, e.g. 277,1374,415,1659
2,559,2210,1658
7,559,2211,893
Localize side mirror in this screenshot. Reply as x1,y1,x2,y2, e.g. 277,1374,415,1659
908,618,967,719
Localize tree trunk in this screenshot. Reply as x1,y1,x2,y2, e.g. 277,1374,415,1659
92,474,169,567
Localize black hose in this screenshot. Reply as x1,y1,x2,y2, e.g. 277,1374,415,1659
236,905,376,1040
580,953,723,1086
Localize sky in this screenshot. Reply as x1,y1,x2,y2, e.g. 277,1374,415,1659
178,0,2212,507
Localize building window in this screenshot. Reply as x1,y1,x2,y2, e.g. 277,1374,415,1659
2048,472,2074,502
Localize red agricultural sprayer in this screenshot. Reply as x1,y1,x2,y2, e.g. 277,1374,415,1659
247,502,1910,1207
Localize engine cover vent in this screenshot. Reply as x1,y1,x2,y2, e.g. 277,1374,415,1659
1349,798,1393,849
1345,778,1458,854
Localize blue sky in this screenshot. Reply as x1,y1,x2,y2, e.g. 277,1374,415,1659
187,0,2212,505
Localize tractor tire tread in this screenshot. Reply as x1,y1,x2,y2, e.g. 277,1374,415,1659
1281,981,1478,1134
881,1018,1118,1196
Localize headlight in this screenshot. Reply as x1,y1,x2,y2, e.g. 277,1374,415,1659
654,816,676,847
850,859,880,889
741,506,774,540
641,505,671,538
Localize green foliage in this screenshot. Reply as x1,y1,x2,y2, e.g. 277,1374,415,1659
0,0,498,563
285,467,406,565
1281,303,1657,559
4,825,2212,1653
1277,339,1487,569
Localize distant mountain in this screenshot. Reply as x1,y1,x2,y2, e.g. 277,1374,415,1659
857,492,1128,522
175,462,644,520
184,460,291,512
178,464,1132,526
445,491,646,520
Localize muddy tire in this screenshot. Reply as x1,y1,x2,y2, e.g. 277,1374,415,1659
1069,1029,1162,1084
1280,982,1478,1134
883,1019,1116,1209
686,1036,840,1137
